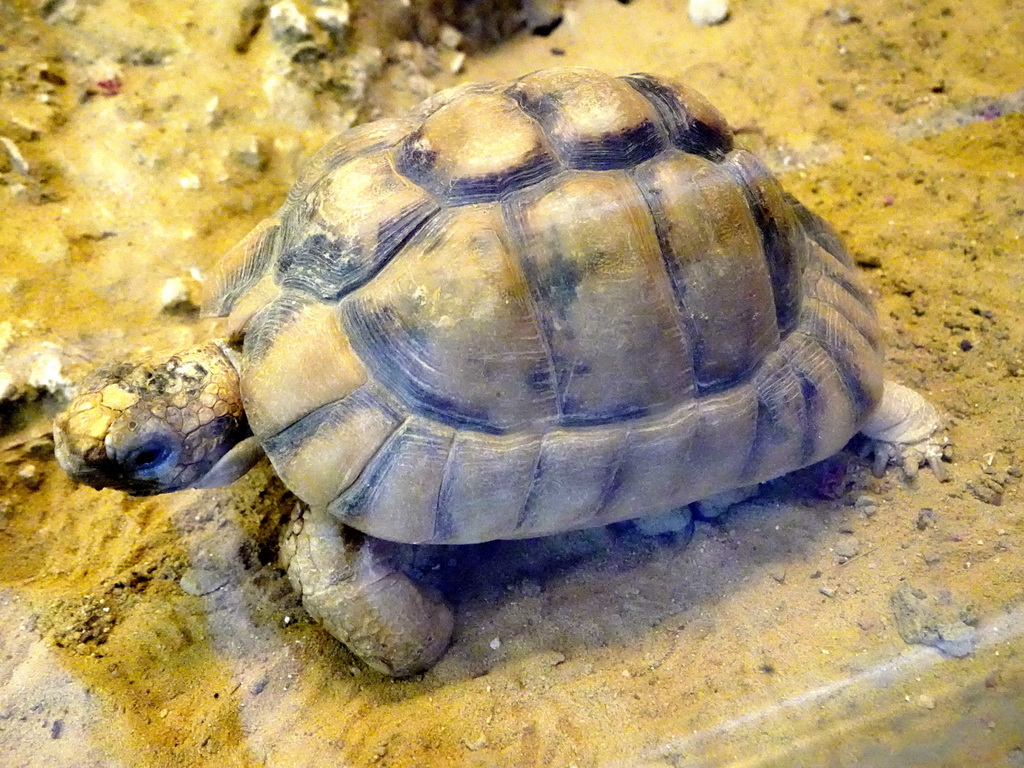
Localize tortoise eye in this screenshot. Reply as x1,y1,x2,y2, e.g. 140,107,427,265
127,442,172,471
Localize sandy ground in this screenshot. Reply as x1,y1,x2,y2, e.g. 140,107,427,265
1,0,1023,766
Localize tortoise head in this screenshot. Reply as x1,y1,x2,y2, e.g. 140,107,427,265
54,341,263,495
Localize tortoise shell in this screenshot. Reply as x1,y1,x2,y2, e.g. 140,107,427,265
204,67,884,545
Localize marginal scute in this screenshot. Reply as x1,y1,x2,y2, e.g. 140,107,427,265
591,401,700,523
507,67,666,170
225,273,281,337
517,425,628,536
435,430,542,543
263,388,401,508
395,91,558,204
787,332,860,463
507,170,694,425
242,298,368,438
805,254,881,353
692,382,759,491
635,149,779,391
328,418,454,544
202,217,281,317
746,346,809,481
798,295,884,419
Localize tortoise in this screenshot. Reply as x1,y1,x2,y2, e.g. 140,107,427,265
54,67,945,676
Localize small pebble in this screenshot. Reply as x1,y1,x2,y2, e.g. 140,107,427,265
230,136,271,172
16,463,41,490
438,24,463,49
269,0,311,43
688,0,730,26
819,587,836,598
448,51,466,74
917,694,936,709
489,637,501,650
179,567,228,596
835,536,860,560
831,5,862,24
314,5,350,38
159,277,196,312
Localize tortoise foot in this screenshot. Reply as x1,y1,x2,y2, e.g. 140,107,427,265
859,381,951,481
283,506,454,676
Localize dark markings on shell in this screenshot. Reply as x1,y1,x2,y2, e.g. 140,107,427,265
242,292,308,362
515,438,548,532
285,119,416,208
795,367,821,464
723,153,804,336
594,446,627,518
787,194,852,268
340,302,505,434
800,302,875,419
395,129,558,205
262,387,402,465
631,165,704,386
275,207,439,303
504,83,665,171
500,189,658,428
743,351,807,483
621,74,733,159
209,222,281,317
326,419,408,524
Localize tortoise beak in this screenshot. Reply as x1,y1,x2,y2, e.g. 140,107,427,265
52,399,119,489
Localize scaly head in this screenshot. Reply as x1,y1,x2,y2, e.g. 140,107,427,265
53,341,263,495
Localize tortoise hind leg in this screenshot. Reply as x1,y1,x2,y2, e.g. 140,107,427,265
859,380,949,480
283,506,454,676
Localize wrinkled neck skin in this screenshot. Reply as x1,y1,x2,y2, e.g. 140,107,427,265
54,340,263,496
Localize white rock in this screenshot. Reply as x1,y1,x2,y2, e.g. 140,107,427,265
314,4,350,37
688,0,730,26
439,24,463,50
269,0,311,43
159,277,200,313
27,345,68,394
0,372,17,402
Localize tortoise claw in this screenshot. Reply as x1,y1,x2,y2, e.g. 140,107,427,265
865,434,951,482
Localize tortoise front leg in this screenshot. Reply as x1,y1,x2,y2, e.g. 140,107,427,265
283,506,454,676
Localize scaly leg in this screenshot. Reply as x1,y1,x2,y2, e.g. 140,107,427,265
859,380,948,480
283,506,454,676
